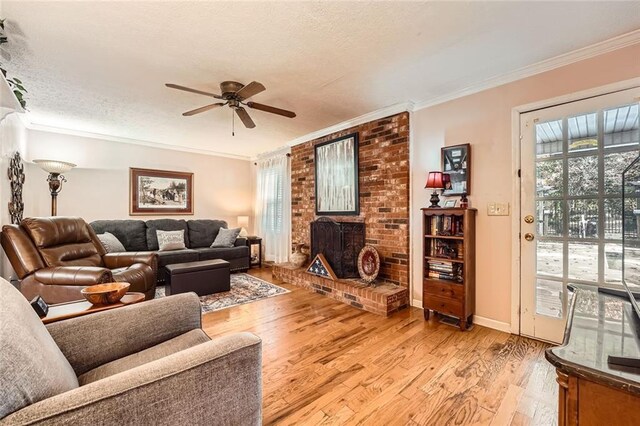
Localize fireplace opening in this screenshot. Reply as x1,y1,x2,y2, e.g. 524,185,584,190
310,217,365,279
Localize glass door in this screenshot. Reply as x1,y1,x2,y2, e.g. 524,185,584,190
520,88,640,343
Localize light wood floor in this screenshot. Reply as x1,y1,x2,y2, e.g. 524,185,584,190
202,267,558,426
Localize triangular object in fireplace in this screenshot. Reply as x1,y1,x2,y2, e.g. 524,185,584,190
306,254,337,281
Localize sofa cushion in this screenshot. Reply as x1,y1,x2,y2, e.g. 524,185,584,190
77,329,210,386
90,220,148,252
97,232,126,253
187,220,228,248
146,219,189,251
211,228,241,248
0,277,79,419
194,246,250,261
156,249,200,268
156,230,186,251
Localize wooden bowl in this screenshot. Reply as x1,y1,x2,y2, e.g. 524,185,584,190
81,282,130,305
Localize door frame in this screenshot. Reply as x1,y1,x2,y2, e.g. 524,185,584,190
510,77,640,335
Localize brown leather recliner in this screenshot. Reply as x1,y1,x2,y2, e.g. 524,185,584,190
1,217,158,304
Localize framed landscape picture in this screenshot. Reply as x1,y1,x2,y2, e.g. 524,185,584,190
315,133,359,216
442,143,470,196
130,168,193,215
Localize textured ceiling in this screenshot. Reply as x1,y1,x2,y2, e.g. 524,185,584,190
1,1,639,158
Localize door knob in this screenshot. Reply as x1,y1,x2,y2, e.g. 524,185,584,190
524,215,534,224
524,233,534,241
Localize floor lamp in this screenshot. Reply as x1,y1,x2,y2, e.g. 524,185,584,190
33,159,76,216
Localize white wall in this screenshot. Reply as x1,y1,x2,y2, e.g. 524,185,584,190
22,129,254,226
409,43,640,329
0,113,28,279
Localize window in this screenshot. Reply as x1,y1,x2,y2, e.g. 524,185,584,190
255,154,291,263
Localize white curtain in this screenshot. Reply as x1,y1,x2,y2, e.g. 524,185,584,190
255,154,291,263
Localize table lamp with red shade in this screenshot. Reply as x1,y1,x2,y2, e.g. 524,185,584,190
425,171,450,208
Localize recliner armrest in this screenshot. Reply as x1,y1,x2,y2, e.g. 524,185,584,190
235,237,248,247
33,266,112,286
3,333,262,425
103,251,158,271
46,292,202,376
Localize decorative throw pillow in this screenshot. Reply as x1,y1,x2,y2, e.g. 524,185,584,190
97,232,126,253
156,230,186,251
211,227,241,248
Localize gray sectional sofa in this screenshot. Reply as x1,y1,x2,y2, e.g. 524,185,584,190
90,219,250,283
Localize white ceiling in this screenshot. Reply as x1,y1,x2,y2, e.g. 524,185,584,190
2,1,639,159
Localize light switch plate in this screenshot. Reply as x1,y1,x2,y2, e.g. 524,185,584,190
488,202,510,216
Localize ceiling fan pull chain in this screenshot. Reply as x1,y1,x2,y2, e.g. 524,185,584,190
232,108,235,136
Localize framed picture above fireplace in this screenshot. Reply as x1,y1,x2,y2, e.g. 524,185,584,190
314,133,359,216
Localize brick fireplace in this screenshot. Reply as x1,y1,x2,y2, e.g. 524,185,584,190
272,112,410,316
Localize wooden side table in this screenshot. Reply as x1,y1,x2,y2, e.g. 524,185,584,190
42,292,145,324
246,236,262,268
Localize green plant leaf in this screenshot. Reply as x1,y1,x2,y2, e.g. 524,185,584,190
13,77,21,84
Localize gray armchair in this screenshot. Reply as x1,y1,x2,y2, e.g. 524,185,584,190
0,277,262,425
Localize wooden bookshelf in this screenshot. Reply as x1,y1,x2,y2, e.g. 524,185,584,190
421,207,476,330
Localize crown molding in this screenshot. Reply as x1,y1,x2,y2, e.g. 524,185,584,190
286,101,415,147
254,145,291,162
413,29,640,111
22,119,252,161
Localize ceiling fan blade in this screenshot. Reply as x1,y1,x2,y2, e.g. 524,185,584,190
235,107,256,128
166,83,223,99
246,101,296,118
235,81,266,101
182,103,225,116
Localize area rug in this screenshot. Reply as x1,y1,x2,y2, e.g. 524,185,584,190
155,273,289,314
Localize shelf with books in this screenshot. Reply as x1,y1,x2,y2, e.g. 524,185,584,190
424,235,465,241
421,207,476,331
424,256,464,264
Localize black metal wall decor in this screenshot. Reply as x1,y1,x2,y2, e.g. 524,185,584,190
310,217,365,279
8,151,25,224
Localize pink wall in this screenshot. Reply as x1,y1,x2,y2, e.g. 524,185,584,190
411,43,640,327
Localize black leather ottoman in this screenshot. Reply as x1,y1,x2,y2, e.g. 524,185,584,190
165,259,230,296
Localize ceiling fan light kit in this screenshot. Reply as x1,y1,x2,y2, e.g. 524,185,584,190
166,80,296,135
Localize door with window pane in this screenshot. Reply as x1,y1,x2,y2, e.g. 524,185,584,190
521,88,640,343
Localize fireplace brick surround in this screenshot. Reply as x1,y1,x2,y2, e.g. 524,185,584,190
275,112,410,315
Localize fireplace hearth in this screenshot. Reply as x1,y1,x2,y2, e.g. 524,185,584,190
310,217,365,279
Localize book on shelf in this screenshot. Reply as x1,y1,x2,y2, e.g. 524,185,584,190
427,271,462,282
430,266,453,273
430,239,459,259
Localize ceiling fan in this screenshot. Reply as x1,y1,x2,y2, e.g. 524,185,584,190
165,81,296,134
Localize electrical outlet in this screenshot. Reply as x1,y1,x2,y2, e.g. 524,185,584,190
488,202,510,216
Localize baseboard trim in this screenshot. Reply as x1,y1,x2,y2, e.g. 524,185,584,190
413,298,512,334
472,315,511,333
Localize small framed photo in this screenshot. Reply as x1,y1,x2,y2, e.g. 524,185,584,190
444,199,457,208
442,143,470,196
130,168,193,215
